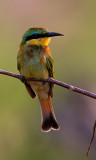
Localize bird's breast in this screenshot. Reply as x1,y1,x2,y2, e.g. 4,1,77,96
19,46,48,79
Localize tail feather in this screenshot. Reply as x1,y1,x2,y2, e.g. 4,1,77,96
42,112,59,132
39,97,59,132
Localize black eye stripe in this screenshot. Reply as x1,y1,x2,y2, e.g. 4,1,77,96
25,34,46,41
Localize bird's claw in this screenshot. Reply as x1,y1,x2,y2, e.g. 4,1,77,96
42,79,46,85
20,76,25,83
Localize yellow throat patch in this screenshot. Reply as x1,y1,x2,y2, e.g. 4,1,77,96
28,37,51,46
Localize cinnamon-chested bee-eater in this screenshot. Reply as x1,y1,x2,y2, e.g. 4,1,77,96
17,27,63,132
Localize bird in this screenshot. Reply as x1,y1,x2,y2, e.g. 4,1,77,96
17,27,63,132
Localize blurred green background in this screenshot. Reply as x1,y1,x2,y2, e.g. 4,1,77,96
0,0,96,159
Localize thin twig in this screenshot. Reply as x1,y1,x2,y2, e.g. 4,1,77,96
0,69,21,79
0,69,96,99
85,121,96,159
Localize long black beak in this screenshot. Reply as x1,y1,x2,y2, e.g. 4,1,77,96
45,32,64,38
25,32,64,41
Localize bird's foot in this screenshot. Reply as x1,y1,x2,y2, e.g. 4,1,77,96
20,76,25,83
42,79,46,85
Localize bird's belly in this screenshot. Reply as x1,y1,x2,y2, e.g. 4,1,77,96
29,81,49,99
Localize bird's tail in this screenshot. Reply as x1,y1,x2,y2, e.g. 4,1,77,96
39,97,59,132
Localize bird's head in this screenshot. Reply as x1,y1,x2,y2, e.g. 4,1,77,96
21,27,64,46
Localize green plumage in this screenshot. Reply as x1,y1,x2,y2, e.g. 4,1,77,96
46,57,54,78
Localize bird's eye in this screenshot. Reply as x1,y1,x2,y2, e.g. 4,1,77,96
33,34,38,38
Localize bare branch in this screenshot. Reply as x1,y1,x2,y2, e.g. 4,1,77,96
0,69,21,79
85,121,96,159
0,69,96,99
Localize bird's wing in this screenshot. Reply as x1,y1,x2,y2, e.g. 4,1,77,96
17,51,36,99
46,56,54,97
24,83,36,98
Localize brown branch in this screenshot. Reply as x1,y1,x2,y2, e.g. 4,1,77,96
0,69,96,99
85,120,96,159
